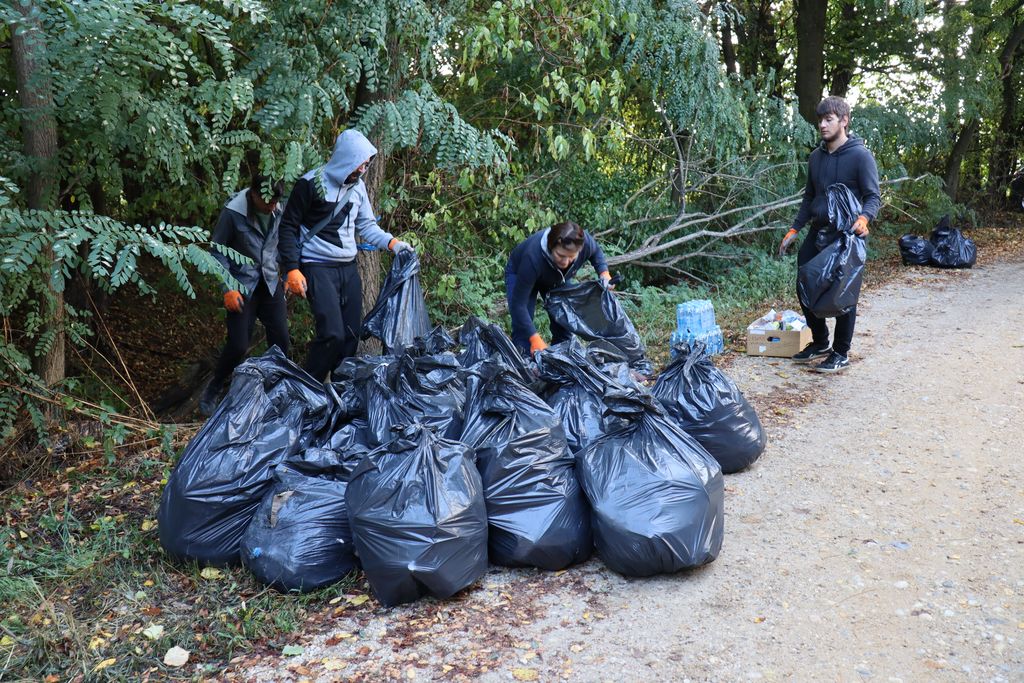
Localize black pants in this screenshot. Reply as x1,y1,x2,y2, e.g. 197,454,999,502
504,272,572,354
303,261,362,381
797,229,857,356
212,280,289,387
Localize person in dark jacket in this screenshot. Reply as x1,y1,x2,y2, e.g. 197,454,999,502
779,96,881,373
278,130,412,381
200,175,289,415
505,221,612,354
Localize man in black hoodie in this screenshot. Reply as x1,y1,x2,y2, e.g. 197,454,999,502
779,96,881,373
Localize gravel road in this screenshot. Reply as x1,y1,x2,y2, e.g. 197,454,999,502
242,257,1024,683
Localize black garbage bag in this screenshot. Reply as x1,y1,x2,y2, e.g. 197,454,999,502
586,341,652,391
240,465,356,593
365,353,465,446
543,280,652,374
460,361,591,569
575,391,724,577
458,316,535,386
535,338,633,453
346,425,488,606
898,234,934,265
797,184,867,318
929,215,976,268
362,249,431,353
330,355,395,418
414,325,457,355
651,342,766,474
287,419,373,480
158,348,335,566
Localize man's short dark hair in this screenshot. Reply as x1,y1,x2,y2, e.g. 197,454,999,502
250,174,285,202
547,220,584,252
816,96,851,123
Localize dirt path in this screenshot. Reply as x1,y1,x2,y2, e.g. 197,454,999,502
242,258,1024,682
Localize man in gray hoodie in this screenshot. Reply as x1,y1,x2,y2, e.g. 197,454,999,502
779,96,881,373
278,130,412,381
201,175,288,415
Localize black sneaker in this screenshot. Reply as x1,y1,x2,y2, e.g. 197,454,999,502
791,343,832,363
812,351,850,373
198,381,223,417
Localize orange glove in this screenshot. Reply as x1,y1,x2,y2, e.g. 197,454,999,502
529,333,548,353
285,269,307,297
778,228,798,257
223,290,244,313
852,215,869,237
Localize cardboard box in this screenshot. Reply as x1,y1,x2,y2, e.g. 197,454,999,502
746,324,812,358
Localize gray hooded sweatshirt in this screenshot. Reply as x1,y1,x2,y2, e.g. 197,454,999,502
278,130,394,270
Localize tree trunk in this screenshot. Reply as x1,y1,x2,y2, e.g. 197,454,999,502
828,1,857,97
356,142,385,356
735,0,785,97
720,16,737,76
11,2,63,385
944,119,979,201
988,20,1024,202
795,0,829,124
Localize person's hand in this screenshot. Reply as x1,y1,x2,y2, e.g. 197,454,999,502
390,239,414,254
852,215,869,237
529,333,548,353
285,269,307,298
778,228,798,257
223,290,244,313
599,270,615,290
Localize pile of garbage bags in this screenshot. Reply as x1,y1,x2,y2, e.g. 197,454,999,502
899,215,976,268
160,252,762,604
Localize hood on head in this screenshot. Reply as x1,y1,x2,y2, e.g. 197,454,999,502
322,129,378,190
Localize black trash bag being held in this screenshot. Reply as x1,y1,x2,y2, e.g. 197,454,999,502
651,342,766,474
797,183,867,318
362,249,432,353
346,425,489,607
460,361,591,570
898,234,934,265
240,465,356,593
544,280,653,374
928,215,976,268
158,348,335,566
575,391,724,577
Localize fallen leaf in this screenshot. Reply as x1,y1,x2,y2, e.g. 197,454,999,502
406,667,417,679
93,658,116,672
142,624,164,640
0,636,15,647
199,567,223,580
347,595,370,606
163,646,189,667
282,645,305,656
753,616,766,623
141,519,157,532
512,668,539,681
89,635,106,650
329,596,343,605
323,658,346,671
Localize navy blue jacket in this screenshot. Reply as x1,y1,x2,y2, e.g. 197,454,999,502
791,135,881,232
505,228,609,341
210,190,283,295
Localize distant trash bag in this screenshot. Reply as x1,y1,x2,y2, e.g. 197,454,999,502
651,342,766,474
460,361,591,570
535,338,632,453
158,348,335,566
798,184,867,318
928,215,976,268
544,280,652,374
898,234,933,266
287,419,373,480
458,316,535,386
414,325,457,355
362,249,431,353
575,392,724,577
346,425,488,606
240,465,356,593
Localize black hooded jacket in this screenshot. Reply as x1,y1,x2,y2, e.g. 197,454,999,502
791,134,881,232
